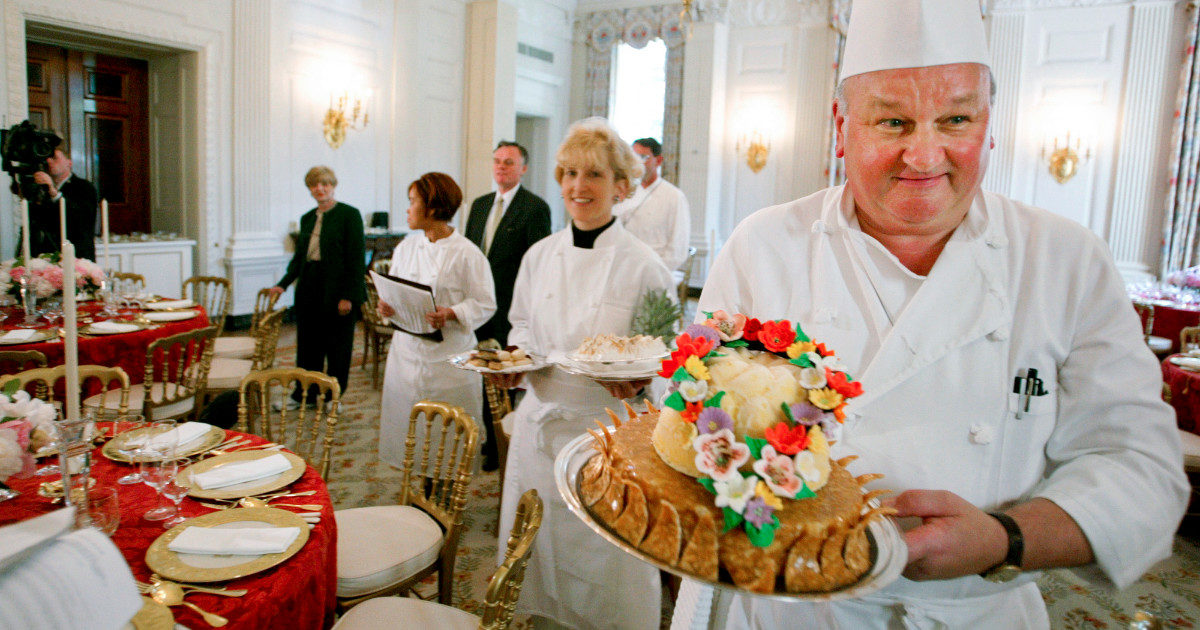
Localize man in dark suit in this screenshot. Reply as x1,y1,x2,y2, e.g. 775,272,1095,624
464,140,551,469
27,146,98,261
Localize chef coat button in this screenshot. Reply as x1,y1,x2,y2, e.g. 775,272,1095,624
969,423,994,445
811,220,827,234
987,329,1008,341
986,238,1002,248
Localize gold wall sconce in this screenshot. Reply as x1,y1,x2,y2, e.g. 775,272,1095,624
1041,133,1092,184
737,131,771,174
323,91,369,149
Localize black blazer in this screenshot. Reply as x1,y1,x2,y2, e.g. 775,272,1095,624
464,186,551,344
26,175,98,262
278,201,366,310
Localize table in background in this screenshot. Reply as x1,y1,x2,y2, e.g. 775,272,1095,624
0,430,337,630
1135,299,1200,354
0,303,209,384
1161,355,1200,436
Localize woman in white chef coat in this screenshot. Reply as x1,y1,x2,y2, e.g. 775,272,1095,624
378,172,496,469
488,118,675,629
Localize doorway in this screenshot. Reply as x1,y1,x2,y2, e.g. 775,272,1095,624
515,114,558,229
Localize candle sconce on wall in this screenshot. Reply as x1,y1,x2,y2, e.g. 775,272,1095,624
736,131,771,174
323,90,369,149
1041,133,1092,184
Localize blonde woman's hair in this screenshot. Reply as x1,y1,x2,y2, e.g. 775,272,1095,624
304,165,337,188
553,118,643,192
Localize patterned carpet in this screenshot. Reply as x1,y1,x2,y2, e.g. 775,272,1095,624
275,324,1200,628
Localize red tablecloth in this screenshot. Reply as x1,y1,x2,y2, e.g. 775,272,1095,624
1161,355,1200,436
0,430,337,630
1138,301,1200,354
0,302,210,384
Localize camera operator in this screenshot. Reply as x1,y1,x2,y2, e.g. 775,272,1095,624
25,142,97,261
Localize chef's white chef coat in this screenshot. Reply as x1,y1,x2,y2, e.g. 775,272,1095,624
378,230,495,470
681,185,1188,628
497,221,675,629
613,177,691,273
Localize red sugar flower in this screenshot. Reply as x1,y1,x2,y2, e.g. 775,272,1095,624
758,321,796,353
743,318,763,342
825,369,863,398
764,421,810,455
675,333,715,359
657,357,681,379
681,401,704,423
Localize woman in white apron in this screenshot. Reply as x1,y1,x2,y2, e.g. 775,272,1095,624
378,172,496,469
490,119,675,629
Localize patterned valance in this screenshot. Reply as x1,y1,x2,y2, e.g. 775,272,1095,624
575,5,688,52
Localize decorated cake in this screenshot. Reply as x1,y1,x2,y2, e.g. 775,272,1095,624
579,311,892,593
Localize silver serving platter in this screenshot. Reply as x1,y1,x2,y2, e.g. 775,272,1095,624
554,430,907,602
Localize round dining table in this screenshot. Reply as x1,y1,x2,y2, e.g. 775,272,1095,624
1161,354,1200,436
0,301,210,384
1134,298,1200,354
0,429,337,630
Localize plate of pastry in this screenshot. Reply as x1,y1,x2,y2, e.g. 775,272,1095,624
449,345,544,374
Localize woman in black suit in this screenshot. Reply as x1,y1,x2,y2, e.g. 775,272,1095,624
270,166,366,404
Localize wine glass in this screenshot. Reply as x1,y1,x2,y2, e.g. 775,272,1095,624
160,460,191,528
89,407,146,485
141,456,179,521
86,485,121,535
138,419,178,521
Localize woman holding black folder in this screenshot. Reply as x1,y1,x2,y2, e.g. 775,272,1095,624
376,172,496,469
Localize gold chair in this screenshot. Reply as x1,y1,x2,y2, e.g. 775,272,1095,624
183,275,233,336
236,367,340,479
677,246,698,323
1181,429,1200,536
214,287,281,360
205,309,287,400
360,276,393,388
83,326,216,422
109,271,146,289
335,401,479,610
1182,326,1200,354
484,379,513,484
0,349,48,373
1132,302,1172,355
8,364,131,415
330,489,543,630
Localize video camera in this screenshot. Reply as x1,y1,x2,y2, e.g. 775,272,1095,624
1,121,61,205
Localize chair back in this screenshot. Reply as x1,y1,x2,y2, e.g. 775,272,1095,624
361,275,387,328
483,380,512,422
1182,326,1200,354
110,271,146,290
5,364,131,414
251,287,282,332
677,246,698,313
143,325,216,421
1132,301,1155,341
478,489,544,630
236,367,340,479
183,275,233,336
0,349,48,374
370,257,391,274
251,309,286,370
401,401,479,560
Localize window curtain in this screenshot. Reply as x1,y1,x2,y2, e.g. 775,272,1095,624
1163,3,1200,276
575,5,688,180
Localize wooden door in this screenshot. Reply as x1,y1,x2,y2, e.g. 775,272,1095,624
25,42,150,234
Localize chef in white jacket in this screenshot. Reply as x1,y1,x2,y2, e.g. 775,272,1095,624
490,118,675,629
378,172,496,469
675,1,1189,628
612,137,691,276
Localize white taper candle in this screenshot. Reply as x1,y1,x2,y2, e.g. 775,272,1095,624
62,242,80,422
20,199,30,263
101,199,110,271
58,196,67,245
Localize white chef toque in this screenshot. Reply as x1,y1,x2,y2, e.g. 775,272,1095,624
838,0,991,82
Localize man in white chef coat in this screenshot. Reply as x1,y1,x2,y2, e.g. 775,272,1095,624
612,137,691,278
676,0,1189,627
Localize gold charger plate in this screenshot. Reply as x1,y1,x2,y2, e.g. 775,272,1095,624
82,320,149,335
179,450,307,499
0,329,55,345
145,507,310,583
128,596,174,630
103,425,226,463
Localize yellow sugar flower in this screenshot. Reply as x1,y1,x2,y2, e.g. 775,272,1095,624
786,340,816,359
684,355,710,381
809,387,844,410
755,481,783,510
808,425,830,456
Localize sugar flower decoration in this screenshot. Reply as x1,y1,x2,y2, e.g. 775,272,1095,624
696,407,733,434
703,310,747,341
694,429,750,482
677,378,709,403
797,367,827,389
757,320,796,353
752,445,804,497
712,474,757,514
793,450,823,484
743,495,776,528
683,323,721,347
805,351,847,373
826,368,863,398
763,421,810,455
754,480,783,510
809,387,844,411
683,355,710,381
787,340,816,359
788,402,828,427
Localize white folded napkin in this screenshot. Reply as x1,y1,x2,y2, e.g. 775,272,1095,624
146,299,194,310
167,526,301,556
125,422,214,451
190,453,292,490
87,321,139,334
142,311,197,322
0,329,37,343
1172,356,1200,370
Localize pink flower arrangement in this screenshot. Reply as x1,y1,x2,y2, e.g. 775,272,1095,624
0,254,105,300
0,383,58,482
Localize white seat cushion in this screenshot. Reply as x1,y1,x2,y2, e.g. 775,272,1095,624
334,505,444,598
213,336,255,360
83,383,194,421
332,596,478,630
207,358,253,390
1148,336,1172,353
1181,429,1200,471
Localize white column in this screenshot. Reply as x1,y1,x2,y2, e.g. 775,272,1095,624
463,0,519,203
1110,1,1177,280
982,11,1024,198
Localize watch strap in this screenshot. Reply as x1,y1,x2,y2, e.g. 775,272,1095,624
984,511,1024,573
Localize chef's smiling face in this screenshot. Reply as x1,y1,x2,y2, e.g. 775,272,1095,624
835,62,993,243
558,154,628,231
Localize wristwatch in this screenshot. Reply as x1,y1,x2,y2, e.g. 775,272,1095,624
980,511,1024,583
